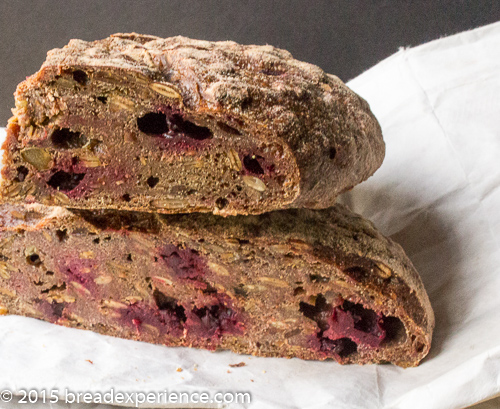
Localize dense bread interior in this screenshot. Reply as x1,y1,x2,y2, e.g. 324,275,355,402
0,207,427,366
2,67,299,215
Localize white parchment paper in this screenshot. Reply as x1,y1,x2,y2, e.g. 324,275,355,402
1,21,500,409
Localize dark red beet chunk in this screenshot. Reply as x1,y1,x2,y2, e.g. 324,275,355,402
300,296,387,353
323,301,386,348
159,245,209,284
61,258,98,295
35,299,67,321
119,300,185,337
189,303,244,339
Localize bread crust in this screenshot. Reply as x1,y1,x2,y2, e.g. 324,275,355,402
3,33,384,214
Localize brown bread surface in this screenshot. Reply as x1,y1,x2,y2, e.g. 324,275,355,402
0,33,384,215
0,203,433,367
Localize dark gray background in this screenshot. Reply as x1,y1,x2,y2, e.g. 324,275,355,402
0,0,499,124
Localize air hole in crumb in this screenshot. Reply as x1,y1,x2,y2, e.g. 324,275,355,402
234,285,248,298
309,273,329,283
215,197,228,210
137,112,169,134
26,253,42,266
72,70,88,85
353,234,360,242
243,155,264,175
47,170,85,191
122,193,132,202
51,128,88,149
202,283,218,295
383,316,407,344
41,282,66,294
137,111,213,140
320,337,358,357
16,166,29,182
46,271,54,276
216,121,241,135
146,176,160,188
342,300,381,333
55,229,68,242
126,253,133,261
299,294,328,322
97,96,107,104
236,185,243,192
241,97,253,111
93,238,100,244
166,112,213,140
52,302,66,318
293,286,305,296
153,289,187,322
329,147,337,160
343,266,368,282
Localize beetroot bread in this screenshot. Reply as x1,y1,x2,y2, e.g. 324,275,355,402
0,203,433,367
0,33,384,216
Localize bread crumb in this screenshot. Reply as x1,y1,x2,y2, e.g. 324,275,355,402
229,362,246,368
176,367,183,372
86,359,93,364
227,370,231,373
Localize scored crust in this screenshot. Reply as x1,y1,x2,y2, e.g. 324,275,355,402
0,203,433,367
1,33,384,215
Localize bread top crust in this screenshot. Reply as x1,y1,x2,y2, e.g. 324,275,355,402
17,33,385,209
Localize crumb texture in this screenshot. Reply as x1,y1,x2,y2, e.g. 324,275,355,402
0,204,433,367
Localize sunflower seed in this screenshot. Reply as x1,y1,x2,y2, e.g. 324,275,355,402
242,175,267,192
103,299,128,309
228,149,242,171
149,82,182,100
151,198,188,209
375,263,392,279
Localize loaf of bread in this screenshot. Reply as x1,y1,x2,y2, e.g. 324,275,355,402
0,203,433,367
0,33,384,216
